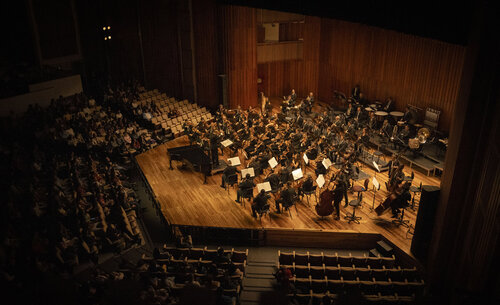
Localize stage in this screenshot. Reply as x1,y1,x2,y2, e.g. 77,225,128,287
135,133,441,256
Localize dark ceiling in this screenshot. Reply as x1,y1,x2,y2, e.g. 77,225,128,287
221,0,475,45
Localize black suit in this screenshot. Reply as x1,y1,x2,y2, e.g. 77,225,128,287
236,179,255,202
252,192,270,217
276,187,296,213
221,166,240,187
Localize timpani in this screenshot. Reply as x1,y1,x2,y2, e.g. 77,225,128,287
375,110,388,122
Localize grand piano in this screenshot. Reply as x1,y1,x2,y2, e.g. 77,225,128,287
167,145,212,183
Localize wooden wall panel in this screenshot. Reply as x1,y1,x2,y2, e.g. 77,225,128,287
318,19,465,132
257,16,321,99
257,42,303,63
219,5,257,109
192,0,219,110
139,0,183,98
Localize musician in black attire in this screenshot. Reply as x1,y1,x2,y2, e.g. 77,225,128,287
367,112,377,130
265,170,282,192
337,171,350,208
236,174,255,203
314,162,327,177
208,131,220,166
252,189,270,218
221,165,240,188
275,182,296,213
290,89,297,105
353,106,365,124
351,84,361,101
332,181,344,220
390,181,412,218
298,175,315,197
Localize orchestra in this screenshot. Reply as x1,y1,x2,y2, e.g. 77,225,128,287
179,87,442,221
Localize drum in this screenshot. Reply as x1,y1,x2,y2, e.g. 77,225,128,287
390,111,404,118
375,111,388,121
365,107,374,112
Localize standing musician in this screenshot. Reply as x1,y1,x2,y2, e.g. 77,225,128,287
332,180,345,220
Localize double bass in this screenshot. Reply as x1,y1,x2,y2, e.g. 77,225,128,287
315,173,340,217
375,181,406,216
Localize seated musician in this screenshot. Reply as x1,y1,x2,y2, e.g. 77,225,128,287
220,165,240,188
252,189,270,218
298,175,315,197
247,156,262,176
314,162,327,177
275,182,297,214
353,106,365,123
379,119,392,138
290,89,297,105
390,181,412,218
265,170,282,192
345,103,354,119
235,174,255,203
305,92,315,113
367,111,377,130
397,125,411,150
279,167,292,185
306,145,318,161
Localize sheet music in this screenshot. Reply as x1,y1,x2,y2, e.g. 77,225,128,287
292,168,303,180
372,161,380,172
372,177,380,190
322,158,332,169
221,139,233,147
303,153,309,164
241,167,255,178
316,174,325,188
228,157,241,166
268,157,278,169
257,182,272,192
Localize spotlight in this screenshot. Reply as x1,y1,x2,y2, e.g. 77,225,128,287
108,36,111,39
104,37,108,40
103,26,106,31
107,26,110,30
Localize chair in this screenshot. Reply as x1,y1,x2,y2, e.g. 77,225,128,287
309,252,324,266
409,182,422,210
293,277,311,294
352,255,368,268
310,277,327,293
340,265,356,281
359,279,378,295
345,194,363,224
352,179,369,200
355,266,372,281
231,248,248,263
337,253,352,267
325,266,341,280
326,279,343,294
295,252,309,266
366,256,382,269
391,202,410,228
279,250,294,266
189,247,205,259
372,267,388,282
379,255,396,269
310,264,326,279
225,173,238,193
323,254,338,267
302,185,317,206
401,267,420,282
256,204,270,221
203,247,218,261
294,263,310,279
240,187,254,207
375,280,394,296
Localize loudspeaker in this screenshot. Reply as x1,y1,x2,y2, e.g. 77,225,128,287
411,185,440,263
218,74,228,108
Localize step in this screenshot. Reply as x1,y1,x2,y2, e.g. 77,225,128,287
243,277,276,289
245,265,276,276
376,240,394,256
247,260,276,267
240,290,263,303
369,248,381,257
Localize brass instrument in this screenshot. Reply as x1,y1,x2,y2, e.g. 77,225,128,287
417,127,430,144
408,138,420,149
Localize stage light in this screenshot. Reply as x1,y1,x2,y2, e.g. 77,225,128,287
107,26,110,30
104,37,108,40
103,26,106,31
108,36,111,39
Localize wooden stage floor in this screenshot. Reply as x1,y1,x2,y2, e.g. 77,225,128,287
135,134,441,256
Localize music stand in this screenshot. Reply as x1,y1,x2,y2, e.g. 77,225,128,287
292,168,303,181
316,174,325,189
228,157,241,166
322,158,332,170
268,157,278,169
257,182,272,193
221,139,233,147
370,177,380,212
372,161,381,178
241,167,255,178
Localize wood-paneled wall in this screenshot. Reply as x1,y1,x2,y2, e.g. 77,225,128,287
192,0,219,109
139,0,183,98
257,16,321,98
317,19,465,132
219,5,257,109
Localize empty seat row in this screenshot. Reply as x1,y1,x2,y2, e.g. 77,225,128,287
279,250,396,269
279,262,420,283
161,246,248,263
287,292,415,305
292,277,425,297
